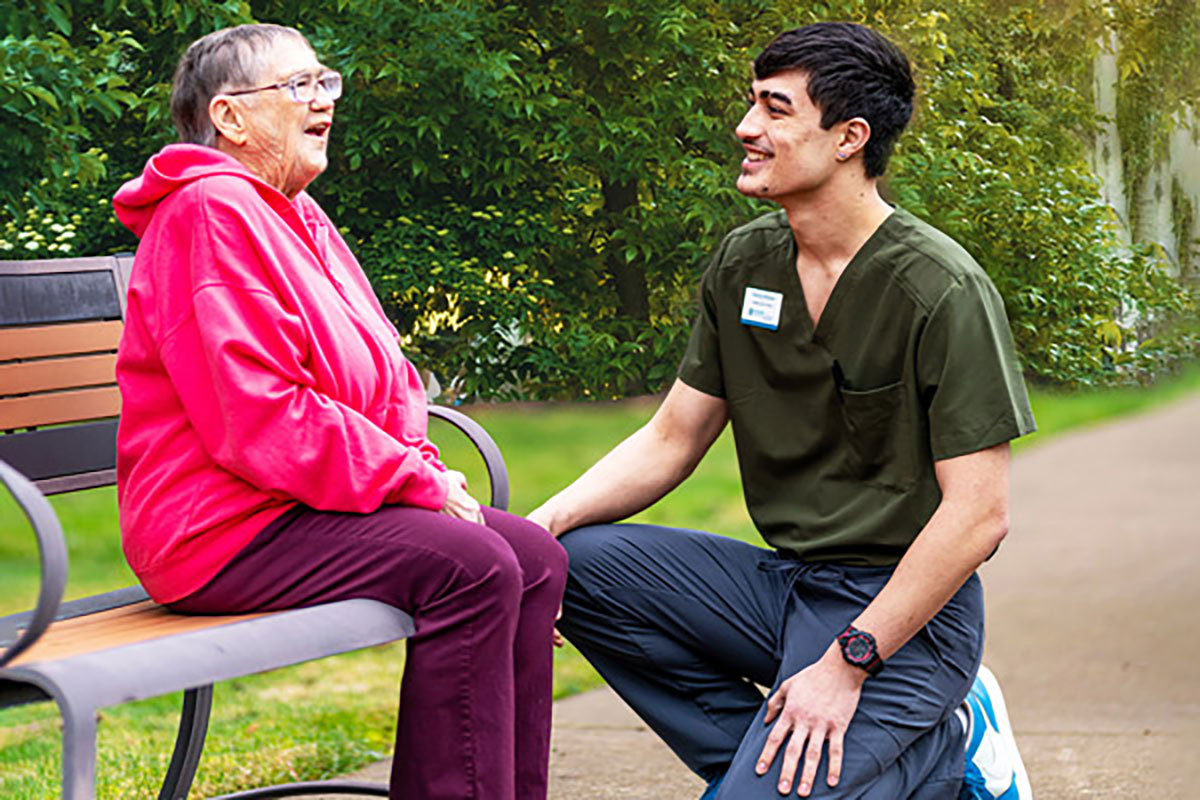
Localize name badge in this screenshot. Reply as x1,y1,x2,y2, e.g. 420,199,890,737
740,287,783,330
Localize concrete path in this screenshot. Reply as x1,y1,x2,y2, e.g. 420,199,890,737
977,389,1200,798
332,390,1200,798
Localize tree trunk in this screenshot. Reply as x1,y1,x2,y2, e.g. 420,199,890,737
602,178,650,322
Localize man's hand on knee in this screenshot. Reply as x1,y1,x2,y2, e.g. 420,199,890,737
756,647,866,796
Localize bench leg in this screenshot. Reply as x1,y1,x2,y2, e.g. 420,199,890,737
158,685,214,800
60,699,98,800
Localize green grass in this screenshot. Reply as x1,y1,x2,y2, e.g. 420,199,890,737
3,366,1198,798
1015,363,1200,452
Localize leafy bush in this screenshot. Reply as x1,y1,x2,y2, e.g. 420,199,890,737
4,0,1197,398
0,24,141,211
885,2,1197,385
356,188,697,400
0,171,138,258
357,196,562,400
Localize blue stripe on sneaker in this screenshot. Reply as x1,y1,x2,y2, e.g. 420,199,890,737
699,768,725,800
971,678,1001,731
964,692,987,757
963,667,1032,799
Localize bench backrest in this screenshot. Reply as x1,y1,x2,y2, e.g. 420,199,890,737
0,255,133,495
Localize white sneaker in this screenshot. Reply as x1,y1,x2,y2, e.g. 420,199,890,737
960,665,1033,799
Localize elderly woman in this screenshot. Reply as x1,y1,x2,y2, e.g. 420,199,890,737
113,24,566,800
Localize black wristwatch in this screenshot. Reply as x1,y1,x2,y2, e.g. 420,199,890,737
837,625,884,677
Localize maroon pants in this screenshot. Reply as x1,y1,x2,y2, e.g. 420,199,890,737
170,504,568,800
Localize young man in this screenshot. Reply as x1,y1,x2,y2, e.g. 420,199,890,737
529,23,1035,800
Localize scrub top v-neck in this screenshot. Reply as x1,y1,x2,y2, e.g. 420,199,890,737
784,213,882,344
678,207,1035,565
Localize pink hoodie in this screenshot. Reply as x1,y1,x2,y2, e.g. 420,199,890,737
114,144,449,603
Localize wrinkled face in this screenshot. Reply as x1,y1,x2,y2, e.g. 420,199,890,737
734,70,842,202
233,36,335,198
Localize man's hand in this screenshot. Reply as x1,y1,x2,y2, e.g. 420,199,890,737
526,506,558,537
757,646,865,796
439,470,485,525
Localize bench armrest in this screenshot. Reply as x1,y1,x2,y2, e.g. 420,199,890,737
0,458,68,667
427,405,510,512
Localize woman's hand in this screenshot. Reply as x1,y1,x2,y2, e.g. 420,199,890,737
439,470,485,525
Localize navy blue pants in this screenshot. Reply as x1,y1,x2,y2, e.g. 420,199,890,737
558,524,984,799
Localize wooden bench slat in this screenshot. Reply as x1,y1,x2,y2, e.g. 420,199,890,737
0,320,123,361
0,385,121,429
9,601,272,667
0,354,117,395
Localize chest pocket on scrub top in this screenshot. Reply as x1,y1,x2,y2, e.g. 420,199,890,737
835,380,915,492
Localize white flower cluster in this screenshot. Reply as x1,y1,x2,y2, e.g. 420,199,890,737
0,209,81,254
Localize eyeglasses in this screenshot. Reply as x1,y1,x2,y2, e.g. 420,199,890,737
225,71,342,104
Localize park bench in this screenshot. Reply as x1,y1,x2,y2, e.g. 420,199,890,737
0,255,510,799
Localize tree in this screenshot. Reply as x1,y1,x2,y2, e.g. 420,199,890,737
0,2,143,211
3,0,1195,396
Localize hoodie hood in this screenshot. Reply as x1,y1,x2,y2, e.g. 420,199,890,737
114,144,287,239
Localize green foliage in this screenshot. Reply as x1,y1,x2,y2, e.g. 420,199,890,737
883,0,1197,385
0,20,140,209
303,0,779,395
3,0,1197,396
0,175,135,258
355,190,699,400
1109,0,1200,233
0,0,257,223
358,195,563,400
0,208,81,257
1171,176,1197,276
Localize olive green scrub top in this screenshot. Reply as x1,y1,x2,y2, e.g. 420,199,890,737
678,208,1036,565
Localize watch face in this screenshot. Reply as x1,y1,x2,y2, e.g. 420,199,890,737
845,635,871,662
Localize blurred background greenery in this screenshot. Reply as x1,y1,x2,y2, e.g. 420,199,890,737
3,0,1198,399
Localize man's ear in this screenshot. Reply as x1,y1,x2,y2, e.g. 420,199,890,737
835,117,872,163
209,95,249,146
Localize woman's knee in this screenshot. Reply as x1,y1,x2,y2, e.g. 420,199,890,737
481,508,569,592
415,517,526,609
535,531,569,594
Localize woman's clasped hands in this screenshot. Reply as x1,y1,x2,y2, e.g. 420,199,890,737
439,470,485,525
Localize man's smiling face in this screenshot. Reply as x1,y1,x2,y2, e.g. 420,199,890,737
734,70,844,203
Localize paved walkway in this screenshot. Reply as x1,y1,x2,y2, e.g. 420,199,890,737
334,390,1200,798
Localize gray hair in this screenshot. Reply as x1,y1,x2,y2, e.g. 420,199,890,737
170,23,309,147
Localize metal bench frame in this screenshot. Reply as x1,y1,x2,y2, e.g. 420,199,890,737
0,256,510,799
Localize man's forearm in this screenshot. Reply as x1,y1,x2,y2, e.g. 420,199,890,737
530,422,698,535
529,379,728,536
852,499,1005,660
844,443,1011,662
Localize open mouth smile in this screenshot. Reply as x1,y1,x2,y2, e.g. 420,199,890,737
742,145,773,170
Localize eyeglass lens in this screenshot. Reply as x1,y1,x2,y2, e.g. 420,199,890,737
290,72,342,103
